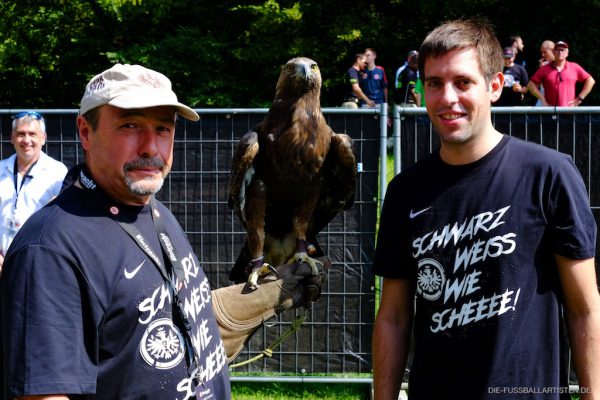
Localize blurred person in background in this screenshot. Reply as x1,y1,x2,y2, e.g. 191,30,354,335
534,40,555,106
528,40,595,106
342,52,374,108
0,111,67,273
359,47,389,107
393,50,420,107
494,47,529,106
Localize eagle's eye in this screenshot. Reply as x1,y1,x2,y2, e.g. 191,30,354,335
311,64,319,71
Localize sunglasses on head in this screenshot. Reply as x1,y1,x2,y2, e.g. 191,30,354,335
12,111,43,120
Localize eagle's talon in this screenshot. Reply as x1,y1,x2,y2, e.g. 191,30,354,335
267,264,279,277
247,262,276,289
291,251,323,277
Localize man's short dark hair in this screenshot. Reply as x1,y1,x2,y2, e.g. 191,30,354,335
82,107,101,131
418,18,503,84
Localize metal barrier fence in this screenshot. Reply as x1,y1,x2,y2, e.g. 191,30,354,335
1,106,598,384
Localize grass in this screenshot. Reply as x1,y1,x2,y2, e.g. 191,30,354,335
231,381,371,400
232,380,582,400
386,152,396,184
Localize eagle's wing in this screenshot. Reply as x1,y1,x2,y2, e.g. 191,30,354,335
227,130,259,225
308,132,357,238
228,130,262,283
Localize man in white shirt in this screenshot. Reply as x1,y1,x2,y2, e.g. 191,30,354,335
0,111,67,272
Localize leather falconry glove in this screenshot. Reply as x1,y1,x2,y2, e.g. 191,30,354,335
211,256,329,362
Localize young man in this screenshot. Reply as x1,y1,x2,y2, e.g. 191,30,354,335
509,34,526,66
528,40,595,106
1,64,325,400
372,19,599,400
342,53,375,108
393,50,420,107
0,112,67,272
359,47,388,107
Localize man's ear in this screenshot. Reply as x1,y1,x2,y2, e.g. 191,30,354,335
77,115,92,151
489,71,504,103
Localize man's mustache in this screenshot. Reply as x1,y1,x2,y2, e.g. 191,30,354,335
124,157,165,172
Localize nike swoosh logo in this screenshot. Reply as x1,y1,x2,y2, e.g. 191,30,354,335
124,260,146,280
409,207,431,219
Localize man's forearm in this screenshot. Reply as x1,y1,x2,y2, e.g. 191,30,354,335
566,309,600,400
579,77,595,100
527,82,544,101
372,316,411,400
352,84,371,104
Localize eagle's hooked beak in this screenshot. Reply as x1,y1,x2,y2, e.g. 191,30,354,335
298,62,311,80
298,62,319,88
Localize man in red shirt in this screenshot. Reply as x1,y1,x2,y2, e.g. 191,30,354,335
528,41,595,106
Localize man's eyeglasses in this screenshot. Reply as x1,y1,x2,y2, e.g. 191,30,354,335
12,111,43,120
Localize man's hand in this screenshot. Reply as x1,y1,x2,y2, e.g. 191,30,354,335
212,258,329,362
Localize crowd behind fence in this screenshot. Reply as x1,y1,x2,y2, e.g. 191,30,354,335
1,106,598,387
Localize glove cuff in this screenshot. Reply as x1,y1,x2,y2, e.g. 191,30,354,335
211,279,300,362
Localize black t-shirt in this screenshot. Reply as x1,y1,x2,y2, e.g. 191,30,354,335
373,135,596,399
394,66,418,105
495,64,529,106
346,66,361,101
1,183,231,399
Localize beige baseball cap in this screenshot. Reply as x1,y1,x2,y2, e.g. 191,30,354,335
79,64,199,121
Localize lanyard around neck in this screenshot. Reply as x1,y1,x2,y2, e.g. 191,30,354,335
78,166,200,374
13,157,38,206
78,166,186,285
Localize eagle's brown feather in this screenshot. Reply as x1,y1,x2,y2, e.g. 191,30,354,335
228,57,356,283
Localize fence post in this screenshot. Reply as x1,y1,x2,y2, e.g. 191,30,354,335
379,103,388,212
393,105,401,175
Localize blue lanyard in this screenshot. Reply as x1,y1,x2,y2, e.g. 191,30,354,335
12,158,37,210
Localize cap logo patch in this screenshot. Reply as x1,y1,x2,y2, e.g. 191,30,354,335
138,73,162,88
86,76,105,96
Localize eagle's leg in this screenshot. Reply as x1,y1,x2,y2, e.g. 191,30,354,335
245,179,273,289
291,239,323,277
288,192,323,276
247,257,277,289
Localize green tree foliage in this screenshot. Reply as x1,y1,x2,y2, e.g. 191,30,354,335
1,0,600,108
0,1,107,107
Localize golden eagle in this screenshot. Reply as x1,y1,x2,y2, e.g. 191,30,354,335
228,57,357,287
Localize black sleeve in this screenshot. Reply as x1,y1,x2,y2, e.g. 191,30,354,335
373,177,417,279
546,156,597,259
1,245,102,397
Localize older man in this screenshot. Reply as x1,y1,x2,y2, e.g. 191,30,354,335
1,64,325,399
0,111,67,271
528,40,595,106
